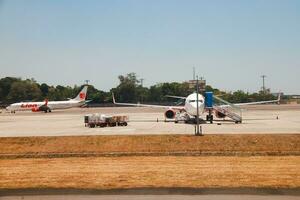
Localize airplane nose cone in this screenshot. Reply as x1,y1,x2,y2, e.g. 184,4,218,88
192,102,203,108
190,103,204,115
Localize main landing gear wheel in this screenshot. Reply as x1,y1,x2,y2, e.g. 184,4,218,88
206,115,213,124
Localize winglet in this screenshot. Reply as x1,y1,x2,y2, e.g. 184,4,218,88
277,92,281,105
112,92,116,104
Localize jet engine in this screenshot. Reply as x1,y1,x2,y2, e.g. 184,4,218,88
31,107,40,112
165,109,176,119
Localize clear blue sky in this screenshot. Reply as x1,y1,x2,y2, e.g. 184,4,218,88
0,0,299,94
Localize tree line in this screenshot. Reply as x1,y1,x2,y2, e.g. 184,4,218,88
0,73,277,106
0,77,109,105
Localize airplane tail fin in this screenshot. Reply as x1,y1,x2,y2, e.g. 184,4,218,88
73,85,88,101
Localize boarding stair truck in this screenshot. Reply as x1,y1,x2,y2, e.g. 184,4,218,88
204,92,242,124
213,95,242,123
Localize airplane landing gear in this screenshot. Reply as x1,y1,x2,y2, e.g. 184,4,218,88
44,108,51,113
206,115,213,124
206,109,213,124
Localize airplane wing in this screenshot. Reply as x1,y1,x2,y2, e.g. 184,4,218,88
112,93,184,110
212,93,281,110
165,95,187,99
233,93,281,106
33,99,51,112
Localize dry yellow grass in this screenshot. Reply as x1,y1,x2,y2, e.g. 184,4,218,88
0,156,299,189
1,135,299,190
0,134,299,157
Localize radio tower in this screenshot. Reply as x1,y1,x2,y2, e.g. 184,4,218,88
140,78,144,87
193,67,195,80
261,75,266,93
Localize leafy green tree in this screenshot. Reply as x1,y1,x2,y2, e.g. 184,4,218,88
136,85,150,103
7,79,42,102
84,85,109,103
149,84,163,102
0,77,21,102
48,85,73,101
148,82,191,102
39,83,49,98
0,75,278,105
111,73,140,102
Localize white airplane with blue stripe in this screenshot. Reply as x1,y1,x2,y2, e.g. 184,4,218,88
112,92,281,123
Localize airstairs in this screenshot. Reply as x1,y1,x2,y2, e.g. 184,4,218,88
213,95,242,123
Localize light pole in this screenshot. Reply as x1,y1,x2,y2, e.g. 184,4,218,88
261,75,266,93
195,76,202,136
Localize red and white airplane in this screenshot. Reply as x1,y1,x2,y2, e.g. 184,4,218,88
6,86,89,113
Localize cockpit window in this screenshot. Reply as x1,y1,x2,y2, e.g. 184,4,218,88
189,100,203,103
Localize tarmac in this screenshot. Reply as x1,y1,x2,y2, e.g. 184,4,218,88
0,104,300,137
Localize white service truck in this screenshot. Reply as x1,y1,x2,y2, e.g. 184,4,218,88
84,114,128,128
